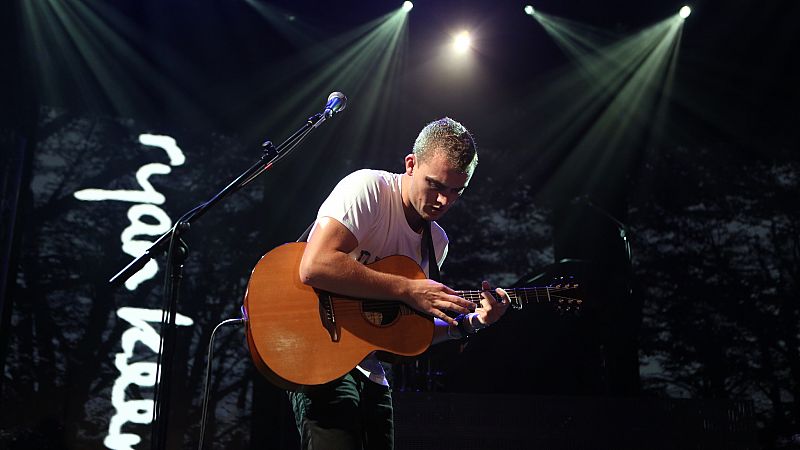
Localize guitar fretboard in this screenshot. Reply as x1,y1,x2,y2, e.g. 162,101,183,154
456,285,581,310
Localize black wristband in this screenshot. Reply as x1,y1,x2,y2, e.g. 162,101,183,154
455,314,475,337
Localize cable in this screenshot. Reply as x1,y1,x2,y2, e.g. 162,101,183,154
197,316,247,450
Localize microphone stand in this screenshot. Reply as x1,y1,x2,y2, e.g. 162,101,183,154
109,109,337,450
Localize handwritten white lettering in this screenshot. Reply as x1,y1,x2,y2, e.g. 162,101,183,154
73,134,194,450
74,134,185,290
103,307,193,450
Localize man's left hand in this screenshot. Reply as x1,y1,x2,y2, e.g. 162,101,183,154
473,280,511,329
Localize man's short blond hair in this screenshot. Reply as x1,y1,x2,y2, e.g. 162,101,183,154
412,117,478,174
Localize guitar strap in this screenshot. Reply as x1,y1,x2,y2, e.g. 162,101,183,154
296,222,314,242
422,221,440,282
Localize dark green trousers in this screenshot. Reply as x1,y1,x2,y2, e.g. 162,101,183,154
289,369,394,450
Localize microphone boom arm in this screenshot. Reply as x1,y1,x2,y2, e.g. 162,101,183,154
109,108,330,285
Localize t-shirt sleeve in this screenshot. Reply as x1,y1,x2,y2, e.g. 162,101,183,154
315,169,387,244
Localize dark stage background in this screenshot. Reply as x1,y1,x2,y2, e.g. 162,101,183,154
1,0,798,449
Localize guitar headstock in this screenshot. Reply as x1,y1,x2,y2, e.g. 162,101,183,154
495,276,584,314
547,275,583,314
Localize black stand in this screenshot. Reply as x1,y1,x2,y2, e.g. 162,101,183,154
151,234,187,450
109,107,339,450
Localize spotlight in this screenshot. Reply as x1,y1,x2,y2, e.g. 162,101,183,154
402,1,413,12
452,31,471,54
524,5,535,16
679,5,691,19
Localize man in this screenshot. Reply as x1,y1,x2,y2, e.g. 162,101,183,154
293,117,510,449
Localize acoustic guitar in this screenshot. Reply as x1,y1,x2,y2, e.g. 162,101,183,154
243,242,582,391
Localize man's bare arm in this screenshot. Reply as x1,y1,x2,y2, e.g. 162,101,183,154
298,217,473,325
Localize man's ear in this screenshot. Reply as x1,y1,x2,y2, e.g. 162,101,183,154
404,153,415,176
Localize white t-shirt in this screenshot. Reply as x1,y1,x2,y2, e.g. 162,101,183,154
309,169,448,385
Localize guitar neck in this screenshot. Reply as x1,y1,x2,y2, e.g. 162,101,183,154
456,286,581,311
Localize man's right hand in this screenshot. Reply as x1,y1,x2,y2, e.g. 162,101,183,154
403,278,474,326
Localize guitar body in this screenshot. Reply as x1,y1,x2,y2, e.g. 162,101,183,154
244,242,434,391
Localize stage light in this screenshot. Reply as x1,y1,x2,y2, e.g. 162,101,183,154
402,1,413,13
452,31,471,54
524,5,535,16
679,6,691,19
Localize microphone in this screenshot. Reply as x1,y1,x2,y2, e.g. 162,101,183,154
324,92,347,117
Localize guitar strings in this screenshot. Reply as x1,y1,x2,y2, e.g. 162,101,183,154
329,287,582,311
328,291,581,315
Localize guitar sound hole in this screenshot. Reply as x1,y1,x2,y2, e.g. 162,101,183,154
361,301,401,326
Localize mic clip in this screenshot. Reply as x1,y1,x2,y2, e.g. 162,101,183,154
261,140,278,158
310,112,328,130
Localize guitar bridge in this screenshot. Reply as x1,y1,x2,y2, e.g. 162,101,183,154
317,290,340,342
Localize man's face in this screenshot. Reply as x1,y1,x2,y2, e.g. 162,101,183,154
405,150,472,222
